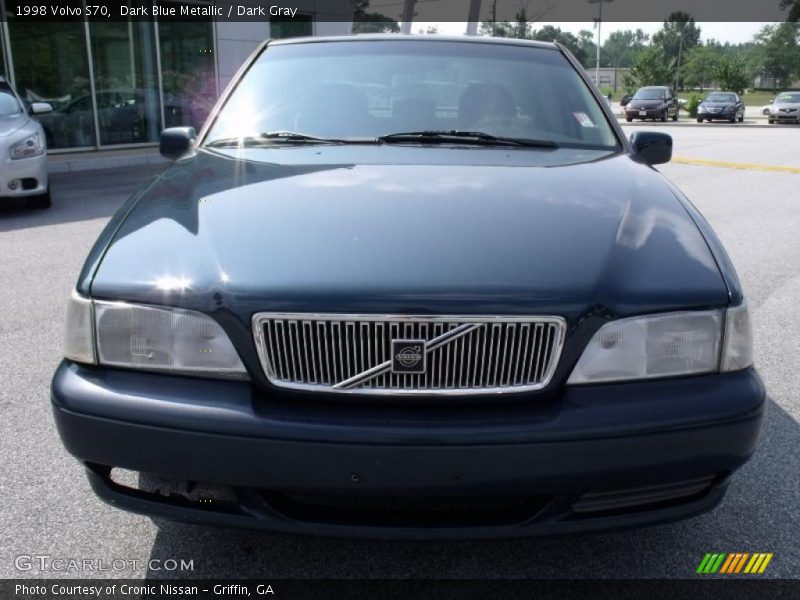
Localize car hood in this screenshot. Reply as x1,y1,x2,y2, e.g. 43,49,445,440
701,102,735,108
88,147,728,321
773,102,800,109
0,113,32,137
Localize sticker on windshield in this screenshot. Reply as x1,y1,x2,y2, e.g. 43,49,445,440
573,112,595,127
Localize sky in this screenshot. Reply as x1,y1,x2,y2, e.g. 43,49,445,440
420,21,771,44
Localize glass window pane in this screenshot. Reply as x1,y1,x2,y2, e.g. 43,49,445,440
157,3,215,130
5,2,95,148
270,14,313,39
0,26,7,79
89,19,161,145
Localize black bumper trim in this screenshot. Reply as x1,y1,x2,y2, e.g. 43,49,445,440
52,362,765,536
85,463,730,539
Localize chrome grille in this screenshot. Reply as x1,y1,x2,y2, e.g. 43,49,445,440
252,314,566,395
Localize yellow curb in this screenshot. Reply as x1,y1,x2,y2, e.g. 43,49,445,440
672,157,800,174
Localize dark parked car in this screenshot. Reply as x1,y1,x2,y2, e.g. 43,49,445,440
52,36,763,538
697,92,745,123
625,86,680,122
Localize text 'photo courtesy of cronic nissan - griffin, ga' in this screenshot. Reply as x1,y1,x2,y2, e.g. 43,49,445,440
51,35,763,539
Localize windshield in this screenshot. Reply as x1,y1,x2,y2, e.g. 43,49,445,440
632,88,666,101
0,88,22,117
777,92,800,103
204,40,618,150
705,93,736,103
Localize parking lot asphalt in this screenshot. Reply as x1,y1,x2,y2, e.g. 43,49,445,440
1,126,798,580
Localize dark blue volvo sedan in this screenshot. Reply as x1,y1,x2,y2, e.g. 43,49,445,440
52,36,764,538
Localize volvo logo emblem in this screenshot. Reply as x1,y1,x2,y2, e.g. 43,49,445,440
391,339,426,374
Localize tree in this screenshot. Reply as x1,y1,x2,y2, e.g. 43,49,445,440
602,29,649,91
781,0,800,22
577,30,597,69
753,23,800,90
530,25,587,65
652,12,701,62
479,0,552,40
479,21,515,37
652,12,701,89
713,55,751,94
622,47,676,92
602,29,648,68
682,46,719,91
351,0,400,33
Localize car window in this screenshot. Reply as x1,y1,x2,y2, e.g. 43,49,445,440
0,89,22,116
205,40,619,150
706,93,736,102
777,92,800,103
633,88,665,100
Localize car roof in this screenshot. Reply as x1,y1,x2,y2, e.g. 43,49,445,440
269,34,559,51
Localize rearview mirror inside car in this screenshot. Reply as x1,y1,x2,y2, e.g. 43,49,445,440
630,131,672,166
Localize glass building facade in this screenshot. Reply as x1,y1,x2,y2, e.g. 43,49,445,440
0,0,216,151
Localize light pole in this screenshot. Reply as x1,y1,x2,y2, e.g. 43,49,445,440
400,0,416,34
588,0,615,91
465,0,482,35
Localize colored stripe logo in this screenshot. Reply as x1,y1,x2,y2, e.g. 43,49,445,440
697,553,773,574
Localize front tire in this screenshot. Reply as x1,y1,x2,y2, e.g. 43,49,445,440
672,110,678,121
660,110,667,122
769,119,775,124
26,187,51,209
696,118,703,123
626,117,632,122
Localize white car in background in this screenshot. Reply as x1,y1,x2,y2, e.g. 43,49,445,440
0,76,52,208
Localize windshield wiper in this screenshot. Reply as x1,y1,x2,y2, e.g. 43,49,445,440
206,131,351,148
377,130,558,148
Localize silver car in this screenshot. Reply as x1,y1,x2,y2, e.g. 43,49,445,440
768,91,800,124
0,77,52,208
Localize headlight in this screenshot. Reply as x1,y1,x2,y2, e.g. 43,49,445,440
64,293,248,379
10,132,44,160
568,304,753,385
698,105,707,112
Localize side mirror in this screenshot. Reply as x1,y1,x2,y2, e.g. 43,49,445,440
29,102,53,114
160,126,196,160
630,131,672,166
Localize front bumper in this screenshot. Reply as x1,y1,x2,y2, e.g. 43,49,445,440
51,361,765,538
625,107,664,119
0,152,47,198
698,109,736,120
771,111,800,122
